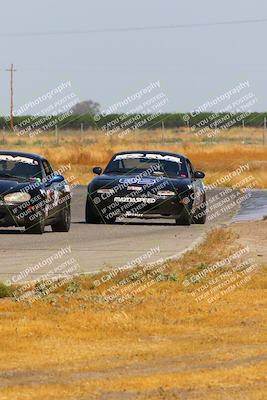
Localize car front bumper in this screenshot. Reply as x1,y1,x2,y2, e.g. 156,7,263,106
0,204,25,227
0,203,43,227
88,191,193,221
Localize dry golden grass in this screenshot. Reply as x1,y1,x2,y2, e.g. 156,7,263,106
1,128,267,187
0,226,266,399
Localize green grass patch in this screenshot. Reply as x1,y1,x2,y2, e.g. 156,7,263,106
0,282,13,298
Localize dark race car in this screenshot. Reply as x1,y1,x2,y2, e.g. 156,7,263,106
86,150,206,225
0,151,71,234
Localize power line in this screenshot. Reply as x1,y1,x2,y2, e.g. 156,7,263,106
0,17,267,37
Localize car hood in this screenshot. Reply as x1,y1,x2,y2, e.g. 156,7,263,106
0,179,32,196
89,174,192,192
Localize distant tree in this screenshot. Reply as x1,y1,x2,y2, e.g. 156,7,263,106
70,100,100,115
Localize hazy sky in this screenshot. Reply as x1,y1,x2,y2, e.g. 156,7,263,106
1,0,267,115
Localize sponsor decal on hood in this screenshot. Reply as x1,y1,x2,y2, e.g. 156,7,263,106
119,177,156,185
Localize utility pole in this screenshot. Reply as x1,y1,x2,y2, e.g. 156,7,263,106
161,120,165,143
6,64,17,131
55,124,59,144
0,69,2,134
264,117,267,145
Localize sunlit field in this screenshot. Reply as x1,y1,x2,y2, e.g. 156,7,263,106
0,127,267,187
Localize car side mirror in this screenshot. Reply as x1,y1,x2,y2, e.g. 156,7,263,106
193,171,205,179
45,174,64,186
93,167,102,175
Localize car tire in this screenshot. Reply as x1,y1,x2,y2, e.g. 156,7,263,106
193,195,207,225
25,213,45,234
103,216,116,224
51,204,71,232
175,208,192,226
85,199,102,224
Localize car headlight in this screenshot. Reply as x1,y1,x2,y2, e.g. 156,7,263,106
4,192,31,204
157,190,176,196
97,188,114,194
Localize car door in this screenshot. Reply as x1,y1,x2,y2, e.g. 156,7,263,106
186,159,202,211
42,159,61,220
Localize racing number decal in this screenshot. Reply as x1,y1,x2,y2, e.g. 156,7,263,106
45,189,59,216
53,190,60,207
194,187,202,208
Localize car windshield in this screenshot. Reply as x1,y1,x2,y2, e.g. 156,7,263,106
0,155,42,181
104,154,188,178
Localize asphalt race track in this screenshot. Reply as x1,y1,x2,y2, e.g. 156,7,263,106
0,186,265,284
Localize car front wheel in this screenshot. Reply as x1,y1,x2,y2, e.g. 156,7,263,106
51,204,71,232
175,208,192,226
85,199,102,224
25,213,45,234
192,195,207,225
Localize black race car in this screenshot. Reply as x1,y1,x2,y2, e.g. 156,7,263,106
86,150,206,225
0,151,71,234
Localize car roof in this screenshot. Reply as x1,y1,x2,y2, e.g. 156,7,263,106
113,150,187,159
0,150,45,161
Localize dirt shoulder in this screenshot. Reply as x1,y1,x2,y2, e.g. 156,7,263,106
231,219,267,264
